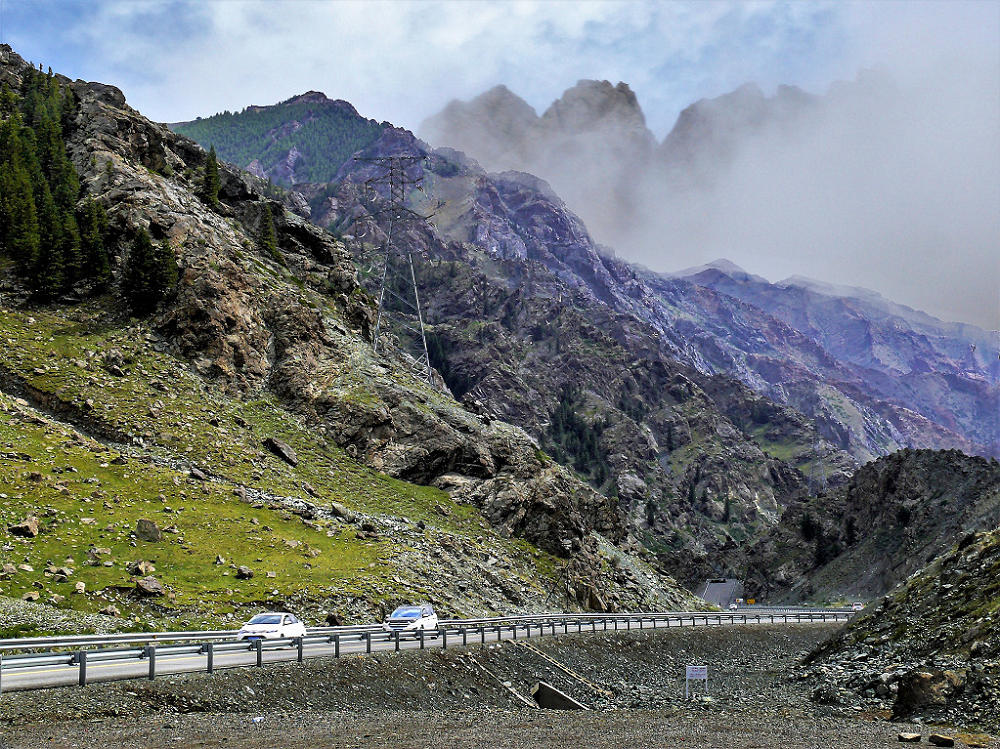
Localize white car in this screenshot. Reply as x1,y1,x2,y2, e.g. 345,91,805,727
383,604,438,632
237,612,307,640
851,602,865,611
728,603,738,610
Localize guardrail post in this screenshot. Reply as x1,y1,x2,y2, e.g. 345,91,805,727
78,650,87,686
297,637,304,663
365,631,372,654
480,626,486,647
526,623,531,639
256,639,263,667
419,629,425,650
462,628,468,646
395,631,401,652
626,618,631,631
441,629,447,650
0,652,3,696
334,634,341,658
495,625,502,642
206,642,214,674
147,645,156,680
512,624,517,640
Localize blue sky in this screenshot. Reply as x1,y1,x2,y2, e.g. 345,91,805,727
4,0,983,135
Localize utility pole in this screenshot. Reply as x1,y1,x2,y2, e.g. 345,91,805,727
354,155,433,384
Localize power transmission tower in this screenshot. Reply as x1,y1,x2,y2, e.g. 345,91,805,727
808,437,827,495
353,155,433,383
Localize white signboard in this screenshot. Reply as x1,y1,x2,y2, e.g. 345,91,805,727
685,665,709,698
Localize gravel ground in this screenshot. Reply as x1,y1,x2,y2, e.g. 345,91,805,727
2,624,995,749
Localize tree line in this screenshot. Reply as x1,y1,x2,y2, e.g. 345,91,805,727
0,66,177,313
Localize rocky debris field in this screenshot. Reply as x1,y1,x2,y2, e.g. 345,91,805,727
802,529,1000,734
2,624,995,748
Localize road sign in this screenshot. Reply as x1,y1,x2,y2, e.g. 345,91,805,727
685,665,708,698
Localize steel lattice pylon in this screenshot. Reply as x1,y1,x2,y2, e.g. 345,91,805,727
354,155,433,384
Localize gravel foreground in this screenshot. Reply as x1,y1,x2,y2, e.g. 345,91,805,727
1,624,996,749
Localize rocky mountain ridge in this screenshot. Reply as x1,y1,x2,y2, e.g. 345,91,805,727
0,44,697,628
803,526,1000,732
742,449,1000,602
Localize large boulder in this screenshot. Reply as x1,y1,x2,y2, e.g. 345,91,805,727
8,517,40,537
135,519,162,542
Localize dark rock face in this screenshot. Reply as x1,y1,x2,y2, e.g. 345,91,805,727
743,449,1000,601
263,437,299,467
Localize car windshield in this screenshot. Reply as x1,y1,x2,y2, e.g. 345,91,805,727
390,606,422,619
248,614,282,625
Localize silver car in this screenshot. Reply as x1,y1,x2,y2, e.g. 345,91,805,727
237,612,307,640
383,604,438,632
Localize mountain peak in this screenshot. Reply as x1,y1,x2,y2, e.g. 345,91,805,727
541,79,649,135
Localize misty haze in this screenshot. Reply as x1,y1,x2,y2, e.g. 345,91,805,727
421,66,999,330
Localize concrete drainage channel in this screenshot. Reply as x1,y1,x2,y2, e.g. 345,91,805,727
0,609,851,697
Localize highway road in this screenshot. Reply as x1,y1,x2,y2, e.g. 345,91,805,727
0,611,850,693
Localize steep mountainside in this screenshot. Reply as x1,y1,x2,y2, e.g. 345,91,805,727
804,526,1000,731
0,45,699,629
741,449,1000,602
177,106,867,586
673,261,999,458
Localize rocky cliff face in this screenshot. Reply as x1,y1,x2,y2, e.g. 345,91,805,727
803,526,1000,731
741,449,1000,602
0,45,699,626
419,83,998,463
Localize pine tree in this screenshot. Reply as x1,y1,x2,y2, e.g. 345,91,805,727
78,197,110,285
202,145,220,207
259,203,279,262
123,228,175,314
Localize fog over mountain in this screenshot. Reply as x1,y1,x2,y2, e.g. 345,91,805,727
421,59,999,331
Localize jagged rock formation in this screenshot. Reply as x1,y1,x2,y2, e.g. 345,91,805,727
742,449,1000,601
0,44,699,625
420,79,655,245
804,526,1000,731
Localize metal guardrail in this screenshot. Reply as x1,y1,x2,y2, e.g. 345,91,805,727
0,609,852,694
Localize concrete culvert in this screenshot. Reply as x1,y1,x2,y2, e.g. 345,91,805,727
531,681,589,710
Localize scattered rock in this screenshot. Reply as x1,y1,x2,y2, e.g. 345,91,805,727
928,735,955,747
189,466,208,481
99,605,121,617
135,576,166,596
897,733,921,743
127,560,156,575
73,581,86,594
135,518,163,542
21,591,39,602
235,566,254,580
8,516,40,537
263,437,298,466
